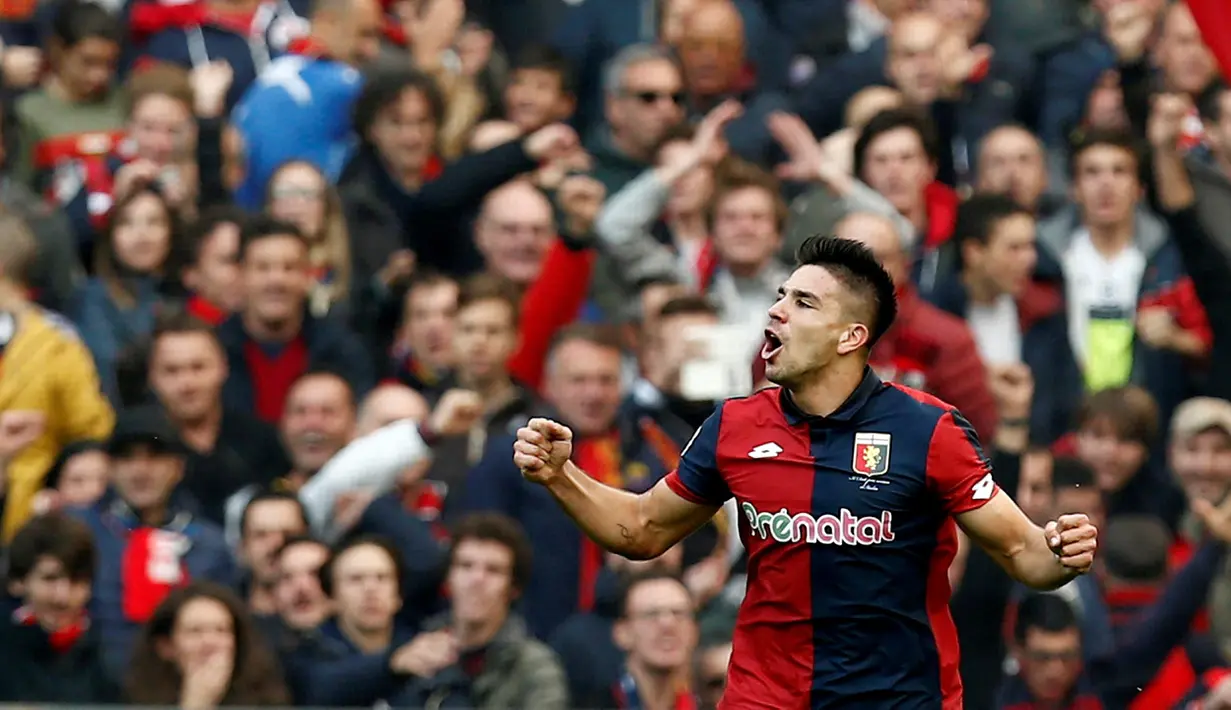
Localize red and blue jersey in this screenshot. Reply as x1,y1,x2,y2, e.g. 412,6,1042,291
665,369,999,709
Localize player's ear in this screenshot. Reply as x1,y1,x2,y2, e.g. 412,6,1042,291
613,618,633,652
836,323,870,356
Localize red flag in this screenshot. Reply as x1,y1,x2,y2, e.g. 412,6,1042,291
1186,0,1231,83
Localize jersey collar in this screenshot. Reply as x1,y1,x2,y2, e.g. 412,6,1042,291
780,367,883,426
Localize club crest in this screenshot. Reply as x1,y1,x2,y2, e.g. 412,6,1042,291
853,432,891,477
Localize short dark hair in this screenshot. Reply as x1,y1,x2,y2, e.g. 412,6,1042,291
319,535,405,598
151,307,217,344
548,322,624,361
1076,385,1159,446
274,533,328,566
41,439,106,492
1068,127,1143,181
1102,515,1171,583
353,69,445,146
1051,456,1096,491
710,159,789,233
185,205,246,267
51,0,122,48
511,43,576,96
1197,80,1230,124
241,490,308,539
287,368,357,411
657,294,720,321
238,215,306,262
457,273,522,326
853,107,940,178
954,193,1032,250
449,513,534,594
795,235,898,347
1014,593,1079,645
618,569,691,619
7,513,96,584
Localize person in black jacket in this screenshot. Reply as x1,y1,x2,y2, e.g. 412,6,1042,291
0,512,117,703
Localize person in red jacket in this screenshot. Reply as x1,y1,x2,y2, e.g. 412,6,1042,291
837,210,998,441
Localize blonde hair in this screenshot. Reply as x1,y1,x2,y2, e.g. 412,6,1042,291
266,160,352,314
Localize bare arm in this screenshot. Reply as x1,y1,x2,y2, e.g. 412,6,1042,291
543,461,720,560
956,491,1094,591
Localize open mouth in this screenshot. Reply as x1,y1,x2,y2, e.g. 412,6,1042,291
761,330,783,361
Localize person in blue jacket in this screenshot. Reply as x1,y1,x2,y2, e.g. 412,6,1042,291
69,405,237,681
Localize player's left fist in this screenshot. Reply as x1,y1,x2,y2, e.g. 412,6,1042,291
1044,514,1098,574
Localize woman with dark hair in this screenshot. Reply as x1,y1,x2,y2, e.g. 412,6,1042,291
30,439,108,515
69,186,185,402
125,582,290,708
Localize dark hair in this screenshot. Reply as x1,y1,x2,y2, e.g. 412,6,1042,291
240,490,308,540
1068,127,1143,181
457,273,522,326
1102,515,1171,583
7,512,96,584
658,294,720,321
287,368,357,411
853,107,940,178
954,193,1032,250
319,535,405,598
125,582,290,705
1014,593,1079,645
547,322,625,361
238,215,307,261
1051,456,1096,490
618,569,690,619
184,205,247,267
50,0,122,48
1197,80,1230,124
450,513,534,594
353,69,445,146
655,122,697,157
151,307,218,344
96,187,184,307
274,534,328,566
795,235,898,347
1076,385,1159,446
710,159,789,233
41,439,107,492
511,43,576,96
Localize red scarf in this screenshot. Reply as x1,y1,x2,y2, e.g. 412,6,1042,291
121,527,190,622
13,606,87,653
186,293,228,326
572,433,624,611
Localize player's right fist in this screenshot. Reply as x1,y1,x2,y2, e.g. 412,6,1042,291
514,418,574,484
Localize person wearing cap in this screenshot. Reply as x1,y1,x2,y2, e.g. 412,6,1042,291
68,404,236,682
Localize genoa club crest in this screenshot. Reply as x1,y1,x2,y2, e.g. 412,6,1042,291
853,432,891,477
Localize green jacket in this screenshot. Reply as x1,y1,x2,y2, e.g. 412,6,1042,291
417,613,569,710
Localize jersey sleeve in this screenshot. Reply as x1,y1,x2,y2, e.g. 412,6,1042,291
926,409,999,515
663,404,731,506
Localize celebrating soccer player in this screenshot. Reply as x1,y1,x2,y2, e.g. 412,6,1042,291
513,235,1098,709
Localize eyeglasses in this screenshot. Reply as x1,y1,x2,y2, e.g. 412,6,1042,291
626,90,685,106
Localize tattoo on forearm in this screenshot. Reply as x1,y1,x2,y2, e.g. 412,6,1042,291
618,524,633,541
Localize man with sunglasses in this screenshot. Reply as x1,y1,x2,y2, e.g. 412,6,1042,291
587,43,686,196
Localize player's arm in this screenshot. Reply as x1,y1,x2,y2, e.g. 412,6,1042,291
514,409,729,560
542,462,720,560
927,409,1097,591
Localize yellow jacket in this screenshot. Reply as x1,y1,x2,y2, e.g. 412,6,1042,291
1,307,114,540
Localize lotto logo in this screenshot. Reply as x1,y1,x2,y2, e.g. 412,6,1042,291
742,503,895,546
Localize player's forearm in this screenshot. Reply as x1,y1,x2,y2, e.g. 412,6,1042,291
1006,528,1083,591
544,461,663,560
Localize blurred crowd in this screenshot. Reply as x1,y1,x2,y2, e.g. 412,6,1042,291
0,0,1228,707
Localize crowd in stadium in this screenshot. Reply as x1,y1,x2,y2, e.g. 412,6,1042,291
0,0,1230,707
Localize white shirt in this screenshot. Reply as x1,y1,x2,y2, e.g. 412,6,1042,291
1062,229,1146,365
967,294,1023,365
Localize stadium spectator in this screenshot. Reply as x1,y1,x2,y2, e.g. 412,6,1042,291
236,491,307,615
30,440,109,515
182,206,246,325
0,513,115,703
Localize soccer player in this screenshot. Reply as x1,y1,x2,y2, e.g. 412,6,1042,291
513,235,1099,709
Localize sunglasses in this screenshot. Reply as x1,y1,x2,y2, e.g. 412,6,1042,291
628,90,685,106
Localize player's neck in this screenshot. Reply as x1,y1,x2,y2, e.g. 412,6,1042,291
790,358,868,417
627,660,686,710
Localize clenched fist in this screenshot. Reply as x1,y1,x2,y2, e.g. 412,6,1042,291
513,418,574,484
1044,513,1098,574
